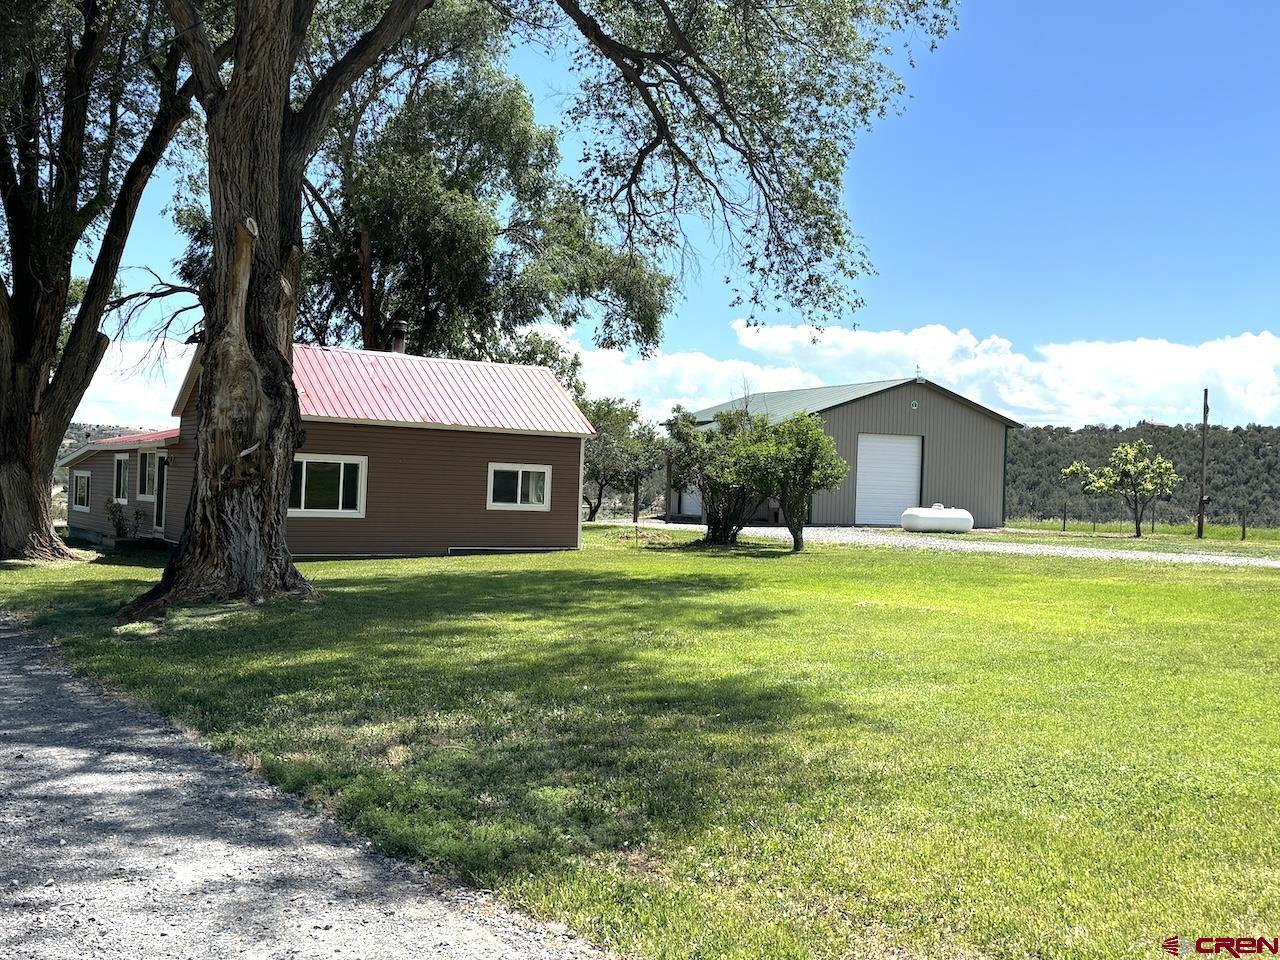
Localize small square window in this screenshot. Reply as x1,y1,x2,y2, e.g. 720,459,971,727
487,464,551,512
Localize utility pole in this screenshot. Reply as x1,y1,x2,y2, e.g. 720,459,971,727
1196,388,1209,539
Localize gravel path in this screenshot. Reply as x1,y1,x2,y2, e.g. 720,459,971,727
653,521,1280,569
0,623,601,960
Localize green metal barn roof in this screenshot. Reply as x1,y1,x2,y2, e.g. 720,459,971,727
688,378,1022,428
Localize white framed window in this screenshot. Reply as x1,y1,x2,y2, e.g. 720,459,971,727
487,463,551,511
72,471,91,513
288,453,367,518
137,450,157,501
112,454,129,504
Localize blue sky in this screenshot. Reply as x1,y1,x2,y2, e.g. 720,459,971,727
76,0,1280,429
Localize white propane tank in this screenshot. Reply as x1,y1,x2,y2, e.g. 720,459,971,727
901,503,974,533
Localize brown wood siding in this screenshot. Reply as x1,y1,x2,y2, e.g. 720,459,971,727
160,392,582,555
66,448,159,539
811,382,1007,528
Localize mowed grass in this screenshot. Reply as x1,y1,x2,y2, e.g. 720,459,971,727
3,529,1279,959
990,519,1280,559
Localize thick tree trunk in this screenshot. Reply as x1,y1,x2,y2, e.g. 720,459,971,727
632,478,640,524
120,0,436,618
1,33,191,564
0,430,72,561
0,341,78,561
121,20,309,619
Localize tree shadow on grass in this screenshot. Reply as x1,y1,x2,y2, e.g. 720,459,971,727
44,563,883,887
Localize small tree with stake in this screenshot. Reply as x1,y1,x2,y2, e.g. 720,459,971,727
580,397,638,521
1061,440,1178,539
616,422,665,525
754,414,847,552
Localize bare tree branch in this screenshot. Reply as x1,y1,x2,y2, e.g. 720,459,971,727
289,0,436,160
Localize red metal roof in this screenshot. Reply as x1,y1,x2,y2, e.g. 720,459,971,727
290,345,594,436
97,428,181,445
56,428,181,468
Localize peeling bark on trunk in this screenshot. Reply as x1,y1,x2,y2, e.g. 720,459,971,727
122,0,436,619
121,75,310,618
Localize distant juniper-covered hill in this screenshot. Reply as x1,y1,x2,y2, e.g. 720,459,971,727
1006,422,1280,526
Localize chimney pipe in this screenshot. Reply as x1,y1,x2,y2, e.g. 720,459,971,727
390,318,407,354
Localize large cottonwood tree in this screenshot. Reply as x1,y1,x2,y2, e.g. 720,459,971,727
0,0,203,559
124,0,954,615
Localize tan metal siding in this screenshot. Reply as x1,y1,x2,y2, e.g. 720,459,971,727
160,392,580,555
811,383,1007,528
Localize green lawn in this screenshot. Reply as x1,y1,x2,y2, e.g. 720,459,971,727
931,523,1280,560
3,529,1279,958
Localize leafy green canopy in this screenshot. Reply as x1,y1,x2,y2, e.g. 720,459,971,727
555,0,956,322
669,409,845,549
1062,440,1179,536
301,2,674,359
754,413,847,549
581,396,641,518
667,406,772,544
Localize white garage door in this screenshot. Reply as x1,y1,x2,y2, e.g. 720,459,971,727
678,486,703,519
855,434,922,525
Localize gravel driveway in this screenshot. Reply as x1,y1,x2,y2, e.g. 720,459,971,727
652,521,1280,569
0,623,600,960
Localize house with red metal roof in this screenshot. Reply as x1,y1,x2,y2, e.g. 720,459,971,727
57,343,594,555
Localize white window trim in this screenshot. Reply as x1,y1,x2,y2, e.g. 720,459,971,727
487,462,552,512
153,451,168,531
287,453,368,519
113,453,129,505
137,449,157,502
72,470,91,513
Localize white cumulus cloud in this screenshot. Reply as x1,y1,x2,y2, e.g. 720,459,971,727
73,324,1280,430
556,320,1280,427
71,338,195,428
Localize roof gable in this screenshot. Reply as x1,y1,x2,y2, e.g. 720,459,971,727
689,378,1021,428
171,344,594,437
